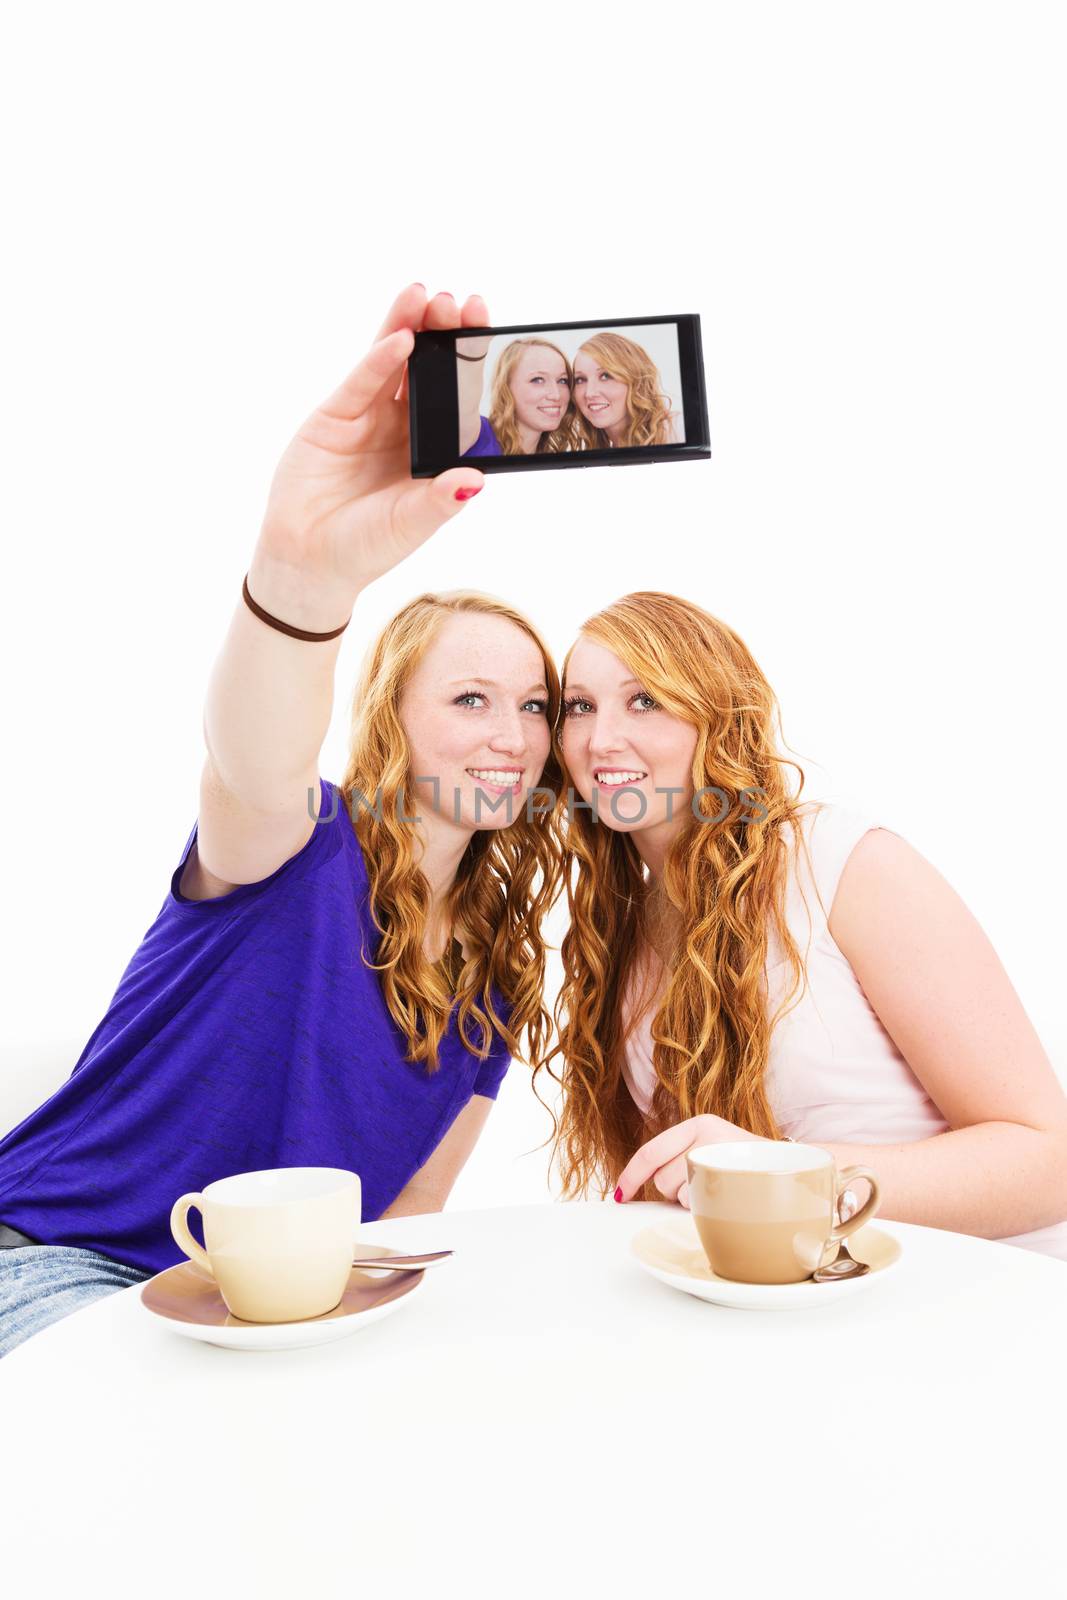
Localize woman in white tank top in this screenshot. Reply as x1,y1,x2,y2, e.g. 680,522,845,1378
541,592,1067,1260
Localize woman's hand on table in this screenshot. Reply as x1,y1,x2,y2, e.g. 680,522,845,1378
257,283,490,605
615,1115,765,1209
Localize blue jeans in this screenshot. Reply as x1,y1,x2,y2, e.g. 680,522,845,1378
0,1244,153,1359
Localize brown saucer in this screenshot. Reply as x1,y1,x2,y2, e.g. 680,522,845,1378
631,1215,902,1311
140,1248,426,1351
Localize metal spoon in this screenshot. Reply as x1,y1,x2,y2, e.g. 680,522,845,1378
350,1248,453,1272
812,1238,870,1282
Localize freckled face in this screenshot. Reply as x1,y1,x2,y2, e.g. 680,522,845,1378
400,613,553,832
508,345,572,437
572,349,629,432
560,637,698,836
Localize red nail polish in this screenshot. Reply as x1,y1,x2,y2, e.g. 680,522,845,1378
614,1187,623,1203
454,486,482,502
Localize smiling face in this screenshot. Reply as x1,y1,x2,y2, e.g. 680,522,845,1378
400,611,553,833
561,636,699,856
572,348,629,432
508,343,572,436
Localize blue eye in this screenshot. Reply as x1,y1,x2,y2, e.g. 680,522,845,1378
456,691,548,714
561,691,657,716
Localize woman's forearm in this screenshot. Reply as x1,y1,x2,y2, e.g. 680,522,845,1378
201,285,482,813
202,543,359,810
816,1121,1067,1237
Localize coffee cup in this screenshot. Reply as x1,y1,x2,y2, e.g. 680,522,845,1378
169,1166,361,1322
686,1140,880,1284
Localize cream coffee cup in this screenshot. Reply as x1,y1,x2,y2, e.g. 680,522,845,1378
686,1140,880,1285
169,1167,361,1322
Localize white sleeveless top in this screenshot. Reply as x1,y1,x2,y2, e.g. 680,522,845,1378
620,802,1067,1261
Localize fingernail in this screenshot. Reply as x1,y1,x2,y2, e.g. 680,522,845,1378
440,291,455,300
412,281,426,289
454,486,482,502
614,1187,623,1203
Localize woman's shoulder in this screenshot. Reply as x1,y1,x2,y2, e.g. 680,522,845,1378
167,775,348,919
779,801,891,927
784,798,883,844
461,416,502,458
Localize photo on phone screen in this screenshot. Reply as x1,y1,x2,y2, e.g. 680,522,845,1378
409,314,710,477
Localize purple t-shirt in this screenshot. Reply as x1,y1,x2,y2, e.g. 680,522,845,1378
0,779,512,1274
461,415,502,457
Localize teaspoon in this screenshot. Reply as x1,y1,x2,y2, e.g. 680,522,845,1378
812,1239,870,1282
350,1248,454,1271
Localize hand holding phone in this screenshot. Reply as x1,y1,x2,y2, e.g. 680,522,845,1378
255,284,487,604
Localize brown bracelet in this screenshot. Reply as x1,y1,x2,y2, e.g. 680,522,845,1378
241,572,351,641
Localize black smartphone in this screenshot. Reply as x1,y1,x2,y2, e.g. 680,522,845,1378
408,313,710,477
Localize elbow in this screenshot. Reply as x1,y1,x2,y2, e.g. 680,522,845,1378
1013,1119,1067,1228
1049,1124,1067,1217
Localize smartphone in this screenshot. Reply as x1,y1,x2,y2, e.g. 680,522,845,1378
408,313,710,477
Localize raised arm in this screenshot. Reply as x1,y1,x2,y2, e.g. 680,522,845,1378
183,285,490,901
457,333,492,457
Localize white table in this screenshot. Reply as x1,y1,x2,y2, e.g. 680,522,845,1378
2,1202,1064,1598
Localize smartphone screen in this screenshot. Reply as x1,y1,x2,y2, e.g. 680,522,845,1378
409,313,710,477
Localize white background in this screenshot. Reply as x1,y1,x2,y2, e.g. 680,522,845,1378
1,2,1065,1207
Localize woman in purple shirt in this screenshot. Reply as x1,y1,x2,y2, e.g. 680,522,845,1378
459,334,577,456
0,284,564,1357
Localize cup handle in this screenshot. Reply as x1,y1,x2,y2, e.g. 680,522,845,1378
829,1165,880,1241
169,1192,213,1274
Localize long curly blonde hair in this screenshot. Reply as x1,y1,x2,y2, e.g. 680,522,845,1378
538,591,816,1199
571,332,674,450
489,338,579,455
338,590,565,1075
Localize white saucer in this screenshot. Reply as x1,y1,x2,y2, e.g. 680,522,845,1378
631,1212,901,1310
140,1241,429,1351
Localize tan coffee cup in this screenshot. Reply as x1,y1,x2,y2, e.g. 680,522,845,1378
169,1166,361,1322
686,1140,880,1284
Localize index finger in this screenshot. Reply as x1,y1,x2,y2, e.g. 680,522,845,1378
374,282,430,343
316,327,415,424
460,293,489,327
392,292,492,405
616,1122,704,1202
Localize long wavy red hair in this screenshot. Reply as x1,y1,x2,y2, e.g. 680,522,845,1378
338,590,565,1074
489,339,579,455
570,332,674,449
537,592,817,1199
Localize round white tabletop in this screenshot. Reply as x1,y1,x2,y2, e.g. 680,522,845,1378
3,1201,1064,1598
